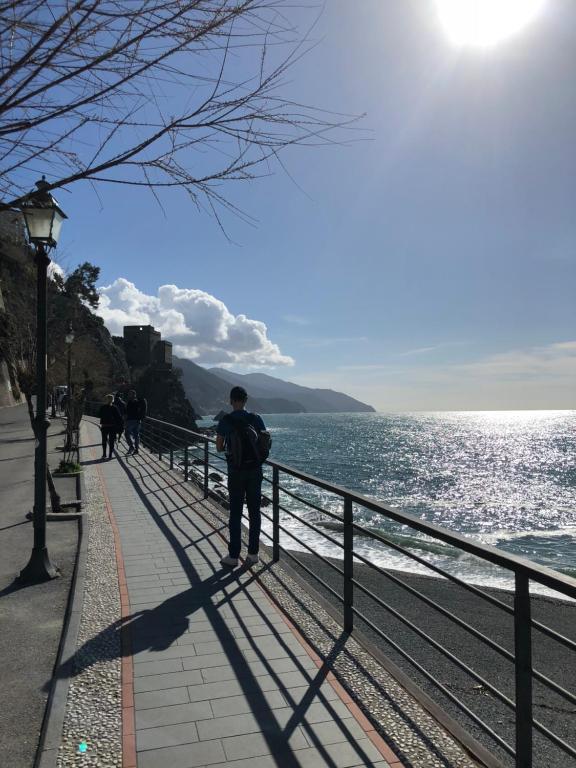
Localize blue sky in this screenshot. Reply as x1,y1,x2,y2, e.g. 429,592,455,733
55,0,576,411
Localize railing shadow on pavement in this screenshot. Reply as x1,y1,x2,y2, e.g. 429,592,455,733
129,447,462,767
49,443,380,768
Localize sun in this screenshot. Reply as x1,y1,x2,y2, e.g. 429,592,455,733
435,0,546,48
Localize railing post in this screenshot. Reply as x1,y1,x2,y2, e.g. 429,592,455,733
273,466,280,562
169,427,174,470
184,445,189,481
514,571,533,768
343,496,353,633
203,440,209,498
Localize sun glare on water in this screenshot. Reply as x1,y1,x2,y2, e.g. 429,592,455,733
435,0,546,47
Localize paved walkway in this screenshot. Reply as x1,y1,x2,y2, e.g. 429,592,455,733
84,420,396,768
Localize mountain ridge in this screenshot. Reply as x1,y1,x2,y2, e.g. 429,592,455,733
172,356,374,415
209,367,375,414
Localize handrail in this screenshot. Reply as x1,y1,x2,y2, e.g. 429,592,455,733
141,413,576,598
85,404,576,768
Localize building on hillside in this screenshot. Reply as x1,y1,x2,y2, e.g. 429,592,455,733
154,339,173,370
123,325,172,371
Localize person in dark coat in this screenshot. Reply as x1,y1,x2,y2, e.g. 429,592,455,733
98,394,123,459
113,392,126,445
125,389,147,455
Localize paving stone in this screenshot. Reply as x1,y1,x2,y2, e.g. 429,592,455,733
187,677,282,704
136,700,215,730
134,669,203,693
209,691,288,718
300,718,367,748
137,738,226,768
221,728,309,761
177,630,226,646
231,623,292,639
182,652,244,672
134,686,190,710
134,658,185,677
209,754,390,768
137,721,199,751
283,684,340,703
133,644,198,663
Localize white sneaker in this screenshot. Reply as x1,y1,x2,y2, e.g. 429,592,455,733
245,553,259,565
221,555,239,568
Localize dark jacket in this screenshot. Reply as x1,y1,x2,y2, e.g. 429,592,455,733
126,398,147,421
99,404,123,430
113,396,126,417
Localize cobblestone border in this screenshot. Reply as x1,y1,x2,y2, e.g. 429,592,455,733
54,448,122,768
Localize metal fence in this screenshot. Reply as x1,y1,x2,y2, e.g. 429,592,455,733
86,406,576,768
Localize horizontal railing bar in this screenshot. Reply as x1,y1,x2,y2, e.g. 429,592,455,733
275,520,345,579
352,522,515,616
278,546,344,604
532,669,576,707
351,548,514,663
275,484,343,522
145,415,209,441
275,504,345,551
352,578,515,711
354,607,516,757
533,718,576,759
530,619,576,654
270,460,576,597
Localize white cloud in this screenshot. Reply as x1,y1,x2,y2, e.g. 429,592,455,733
96,278,293,367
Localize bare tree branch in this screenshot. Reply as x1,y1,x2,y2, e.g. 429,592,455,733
0,0,360,218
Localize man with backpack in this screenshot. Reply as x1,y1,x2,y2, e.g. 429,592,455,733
216,386,271,567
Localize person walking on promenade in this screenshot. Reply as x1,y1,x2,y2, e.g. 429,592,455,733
125,389,147,455
216,386,270,567
98,394,124,459
113,392,126,446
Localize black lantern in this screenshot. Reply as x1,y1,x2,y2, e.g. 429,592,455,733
21,176,67,249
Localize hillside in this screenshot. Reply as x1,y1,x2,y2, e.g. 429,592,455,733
210,369,375,413
173,356,375,415
173,356,306,415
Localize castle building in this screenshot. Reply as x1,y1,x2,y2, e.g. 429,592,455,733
123,325,172,371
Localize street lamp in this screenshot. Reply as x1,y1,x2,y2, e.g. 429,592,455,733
64,323,75,452
18,177,67,583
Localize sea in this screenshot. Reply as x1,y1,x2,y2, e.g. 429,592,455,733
195,410,576,596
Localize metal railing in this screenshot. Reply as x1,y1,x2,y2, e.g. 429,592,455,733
86,405,576,768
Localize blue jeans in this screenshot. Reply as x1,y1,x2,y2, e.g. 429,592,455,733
125,419,141,451
227,466,262,558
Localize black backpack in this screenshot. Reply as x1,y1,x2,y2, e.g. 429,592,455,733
225,414,271,469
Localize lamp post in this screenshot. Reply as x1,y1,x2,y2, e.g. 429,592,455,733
18,177,67,583
64,323,74,452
